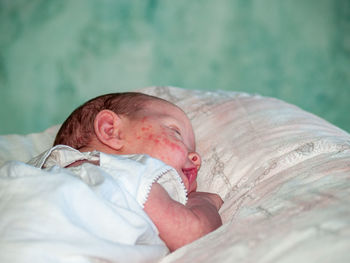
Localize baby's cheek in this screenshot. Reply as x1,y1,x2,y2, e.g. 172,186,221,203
159,131,185,153
135,130,165,153
135,125,157,141
147,134,161,144
162,140,187,164
162,138,180,151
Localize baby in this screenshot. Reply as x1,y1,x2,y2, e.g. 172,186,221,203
48,92,222,252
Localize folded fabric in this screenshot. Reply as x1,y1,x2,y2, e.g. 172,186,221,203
0,145,188,263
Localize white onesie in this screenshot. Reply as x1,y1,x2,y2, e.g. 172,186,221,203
0,145,188,263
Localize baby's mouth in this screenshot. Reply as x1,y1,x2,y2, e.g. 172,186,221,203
182,167,198,187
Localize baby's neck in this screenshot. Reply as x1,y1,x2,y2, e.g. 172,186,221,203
78,145,95,152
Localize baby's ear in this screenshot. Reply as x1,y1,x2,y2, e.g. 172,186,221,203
94,110,124,150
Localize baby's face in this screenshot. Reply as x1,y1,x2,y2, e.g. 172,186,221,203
119,99,201,193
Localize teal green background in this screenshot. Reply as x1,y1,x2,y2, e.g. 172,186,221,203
1,0,349,134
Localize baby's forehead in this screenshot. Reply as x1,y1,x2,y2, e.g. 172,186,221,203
144,97,175,107
143,99,188,119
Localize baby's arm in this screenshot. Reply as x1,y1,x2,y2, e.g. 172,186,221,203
144,183,223,251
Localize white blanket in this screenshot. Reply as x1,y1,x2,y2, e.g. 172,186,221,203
0,147,189,263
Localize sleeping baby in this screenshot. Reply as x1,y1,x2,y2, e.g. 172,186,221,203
0,92,223,262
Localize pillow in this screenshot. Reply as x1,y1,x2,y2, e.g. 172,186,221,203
140,87,350,263
138,86,350,222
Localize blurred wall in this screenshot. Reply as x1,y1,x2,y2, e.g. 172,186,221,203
1,0,349,134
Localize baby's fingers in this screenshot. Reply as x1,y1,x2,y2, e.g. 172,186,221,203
188,192,223,210
209,193,224,210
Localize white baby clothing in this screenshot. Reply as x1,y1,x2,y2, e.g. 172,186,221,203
0,145,187,263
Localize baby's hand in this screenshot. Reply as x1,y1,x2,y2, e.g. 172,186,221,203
187,191,224,211
144,183,223,251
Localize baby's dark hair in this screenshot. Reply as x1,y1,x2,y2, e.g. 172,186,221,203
54,92,162,149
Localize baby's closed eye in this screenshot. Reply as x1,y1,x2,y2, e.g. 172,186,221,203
169,126,183,139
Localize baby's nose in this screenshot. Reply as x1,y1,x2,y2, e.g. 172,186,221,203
188,152,201,170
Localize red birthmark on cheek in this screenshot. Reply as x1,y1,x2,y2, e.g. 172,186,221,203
162,138,182,151
141,124,152,132
148,134,160,144
136,123,154,140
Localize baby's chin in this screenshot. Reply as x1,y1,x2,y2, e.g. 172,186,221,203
179,172,197,194
188,181,197,194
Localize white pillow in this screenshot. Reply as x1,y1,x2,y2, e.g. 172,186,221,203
139,86,350,222
141,87,350,263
